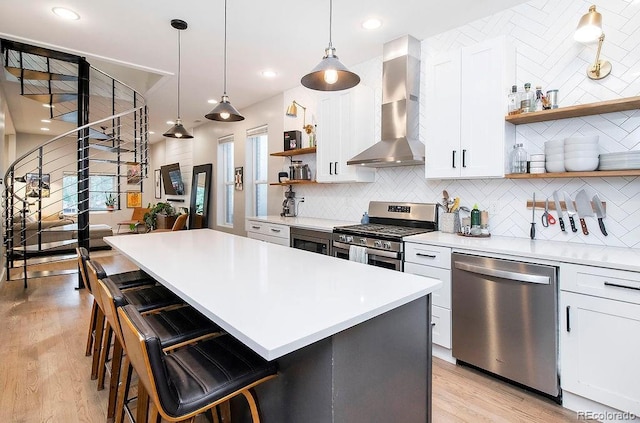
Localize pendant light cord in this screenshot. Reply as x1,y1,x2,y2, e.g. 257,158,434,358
177,29,182,119
223,0,228,96
328,0,333,49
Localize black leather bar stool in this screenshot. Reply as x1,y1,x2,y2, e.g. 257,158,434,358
96,277,223,422
118,304,278,423
85,260,182,389
77,247,155,358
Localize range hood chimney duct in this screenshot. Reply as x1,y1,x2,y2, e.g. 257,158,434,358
347,35,424,167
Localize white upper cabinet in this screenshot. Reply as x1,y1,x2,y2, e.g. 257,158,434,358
425,36,514,179
316,85,376,183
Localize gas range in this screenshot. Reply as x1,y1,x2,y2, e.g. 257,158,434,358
332,202,438,270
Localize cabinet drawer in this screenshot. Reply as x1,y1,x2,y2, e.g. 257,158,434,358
405,244,451,269
247,232,290,246
246,220,290,240
432,305,452,349
404,262,451,309
561,264,640,305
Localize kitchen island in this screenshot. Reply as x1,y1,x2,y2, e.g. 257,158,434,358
104,229,441,423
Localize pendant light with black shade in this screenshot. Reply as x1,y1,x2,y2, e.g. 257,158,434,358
205,0,244,122
164,19,193,139
301,0,360,91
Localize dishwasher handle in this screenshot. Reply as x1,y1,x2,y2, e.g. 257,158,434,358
454,261,550,285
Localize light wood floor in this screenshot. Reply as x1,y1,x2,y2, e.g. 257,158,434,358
0,252,586,422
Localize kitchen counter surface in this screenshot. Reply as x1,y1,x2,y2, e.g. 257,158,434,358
405,232,640,272
105,229,441,360
247,215,358,232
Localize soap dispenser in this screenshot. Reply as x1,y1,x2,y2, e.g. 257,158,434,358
361,212,369,224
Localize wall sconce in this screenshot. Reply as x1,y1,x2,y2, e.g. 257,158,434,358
286,101,307,128
574,5,611,80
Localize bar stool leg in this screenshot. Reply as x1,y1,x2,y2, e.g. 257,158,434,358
107,338,123,421
85,300,99,356
137,384,150,423
115,358,132,423
97,323,113,390
219,402,231,422
91,309,106,380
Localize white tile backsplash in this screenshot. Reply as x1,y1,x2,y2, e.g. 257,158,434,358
283,0,640,248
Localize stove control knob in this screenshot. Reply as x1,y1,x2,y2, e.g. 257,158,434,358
383,241,392,250
339,234,346,242
374,240,382,248
346,236,354,243
359,238,367,245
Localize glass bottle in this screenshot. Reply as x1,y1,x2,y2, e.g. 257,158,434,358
507,85,520,115
471,204,481,228
509,143,528,174
520,83,534,113
535,86,544,112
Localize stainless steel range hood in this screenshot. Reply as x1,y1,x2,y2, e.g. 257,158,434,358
347,35,424,167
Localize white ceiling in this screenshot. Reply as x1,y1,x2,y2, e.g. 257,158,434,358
0,0,528,143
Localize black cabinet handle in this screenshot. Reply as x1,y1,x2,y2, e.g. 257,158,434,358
431,322,436,327
604,281,640,291
462,149,467,168
416,253,437,258
452,151,456,168
329,162,333,175
334,162,338,175
566,306,571,332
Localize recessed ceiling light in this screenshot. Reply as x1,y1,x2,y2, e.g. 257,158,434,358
207,99,218,104
40,127,50,131
149,131,155,135
166,120,175,125
42,104,55,109
52,7,80,20
261,70,277,78
362,18,382,30
41,119,51,123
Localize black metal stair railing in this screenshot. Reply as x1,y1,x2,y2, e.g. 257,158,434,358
1,42,149,288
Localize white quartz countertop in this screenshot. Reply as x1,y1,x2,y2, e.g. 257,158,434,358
247,215,358,232
105,229,441,360
405,232,640,272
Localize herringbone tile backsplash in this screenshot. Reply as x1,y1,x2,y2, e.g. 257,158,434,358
286,0,640,248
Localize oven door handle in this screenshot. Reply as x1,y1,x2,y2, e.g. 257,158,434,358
333,241,400,259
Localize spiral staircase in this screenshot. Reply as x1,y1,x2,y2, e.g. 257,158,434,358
1,39,149,288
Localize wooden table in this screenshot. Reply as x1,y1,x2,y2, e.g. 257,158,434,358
105,229,441,422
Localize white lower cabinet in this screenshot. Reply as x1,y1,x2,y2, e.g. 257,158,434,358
245,219,290,246
404,243,452,353
560,264,640,416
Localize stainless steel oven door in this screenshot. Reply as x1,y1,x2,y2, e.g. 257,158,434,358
332,241,403,271
290,227,332,256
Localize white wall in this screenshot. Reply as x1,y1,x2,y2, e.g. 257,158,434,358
153,92,285,236
287,0,640,248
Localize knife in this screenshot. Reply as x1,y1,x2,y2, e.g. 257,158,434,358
563,191,579,233
575,189,594,236
552,190,566,232
592,194,608,236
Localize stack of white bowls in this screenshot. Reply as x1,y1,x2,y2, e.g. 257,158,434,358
564,136,599,171
545,139,565,172
529,154,546,174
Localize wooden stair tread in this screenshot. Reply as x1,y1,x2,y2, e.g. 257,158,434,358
5,66,77,81
12,239,78,252
23,93,77,104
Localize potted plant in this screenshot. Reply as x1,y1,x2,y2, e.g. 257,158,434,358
105,193,116,211
143,202,176,230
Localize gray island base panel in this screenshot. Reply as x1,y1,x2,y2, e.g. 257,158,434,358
230,296,431,423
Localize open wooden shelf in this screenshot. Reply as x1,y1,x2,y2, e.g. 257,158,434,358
505,169,640,179
505,96,640,124
270,147,316,157
269,180,318,186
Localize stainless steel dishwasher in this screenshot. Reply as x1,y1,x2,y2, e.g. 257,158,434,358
451,252,560,399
